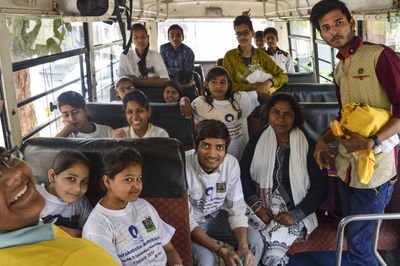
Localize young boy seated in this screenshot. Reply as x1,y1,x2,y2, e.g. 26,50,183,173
186,119,264,266
0,100,119,265
56,91,112,138
113,76,135,102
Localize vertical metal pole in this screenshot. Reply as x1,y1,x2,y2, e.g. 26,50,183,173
0,15,22,147
110,47,114,86
79,54,87,97
84,22,96,102
310,26,319,83
371,220,387,266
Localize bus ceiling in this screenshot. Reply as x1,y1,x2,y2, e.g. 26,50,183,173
0,0,399,22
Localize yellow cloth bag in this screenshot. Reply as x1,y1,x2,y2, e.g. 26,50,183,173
330,103,391,184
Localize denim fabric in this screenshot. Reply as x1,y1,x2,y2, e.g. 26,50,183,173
338,177,396,266
191,211,264,266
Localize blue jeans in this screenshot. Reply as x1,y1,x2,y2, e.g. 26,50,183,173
338,177,396,266
191,211,264,266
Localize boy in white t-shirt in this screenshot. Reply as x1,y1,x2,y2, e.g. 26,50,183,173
56,91,112,138
186,119,264,266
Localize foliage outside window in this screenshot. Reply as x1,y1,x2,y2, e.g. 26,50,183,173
5,16,85,140
289,21,311,37
7,16,84,63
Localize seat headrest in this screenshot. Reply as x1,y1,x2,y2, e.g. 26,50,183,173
300,102,339,143
86,102,195,147
278,83,336,102
21,137,187,204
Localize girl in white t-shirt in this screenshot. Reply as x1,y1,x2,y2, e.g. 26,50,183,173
181,66,259,159
37,150,92,237
111,90,169,139
82,147,182,266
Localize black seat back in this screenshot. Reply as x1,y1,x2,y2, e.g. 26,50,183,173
21,137,186,204
135,86,164,102
277,83,336,102
300,102,339,142
194,64,204,84
182,84,199,102
288,72,316,83
86,102,194,147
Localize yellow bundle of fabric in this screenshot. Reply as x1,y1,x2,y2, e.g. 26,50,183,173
330,103,391,184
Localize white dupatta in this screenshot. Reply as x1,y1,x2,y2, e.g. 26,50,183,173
250,126,318,233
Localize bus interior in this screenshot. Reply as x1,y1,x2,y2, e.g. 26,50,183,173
0,0,399,265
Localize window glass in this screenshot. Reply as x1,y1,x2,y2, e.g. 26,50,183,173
290,38,312,72
95,45,122,102
317,43,332,62
93,22,122,45
13,54,86,139
158,19,274,61
15,55,86,102
7,16,84,63
289,21,311,37
365,14,400,52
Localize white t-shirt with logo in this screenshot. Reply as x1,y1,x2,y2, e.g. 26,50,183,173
185,149,248,232
118,49,169,79
68,123,112,138
36,184,92,229
122,123,169,139
82,199,175,266
191,91,259,159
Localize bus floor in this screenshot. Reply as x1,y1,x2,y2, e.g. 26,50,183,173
287,219,400,265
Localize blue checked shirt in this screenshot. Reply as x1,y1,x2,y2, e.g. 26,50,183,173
160,42,195,76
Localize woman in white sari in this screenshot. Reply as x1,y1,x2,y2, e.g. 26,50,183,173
240,93,328,265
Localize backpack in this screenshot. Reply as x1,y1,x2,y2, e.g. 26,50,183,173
76,0,133,55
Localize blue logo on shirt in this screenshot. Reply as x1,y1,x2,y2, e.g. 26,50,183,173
205,187,213,196
225,114,234,122
128,225,138,238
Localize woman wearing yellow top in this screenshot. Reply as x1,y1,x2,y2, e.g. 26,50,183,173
0,142,120,266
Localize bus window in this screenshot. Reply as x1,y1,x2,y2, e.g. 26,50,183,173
364,13,400,52
158,18,274,62
288,21,313,73
92,22,122,102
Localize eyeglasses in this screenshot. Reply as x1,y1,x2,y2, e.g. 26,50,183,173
116,86,135,93
0,146,23,170
235,30,251,37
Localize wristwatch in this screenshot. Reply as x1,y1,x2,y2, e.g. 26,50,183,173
369,134,381,148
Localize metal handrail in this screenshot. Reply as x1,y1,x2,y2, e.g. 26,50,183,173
336,213,400,266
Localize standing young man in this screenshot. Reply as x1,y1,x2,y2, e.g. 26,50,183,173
311,1,400,265
186,119,264,266
160,24,195,78
56,91,112,138
223,15,287,98
264,27,295,74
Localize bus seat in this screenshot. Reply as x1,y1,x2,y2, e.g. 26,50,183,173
287,72,316,83
194,64,204,83
277,83,336,102
135,86,164,102
300,102,339,143
182,84,199,102
21,137,194,266
86,102,195,149
192,71,203,94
